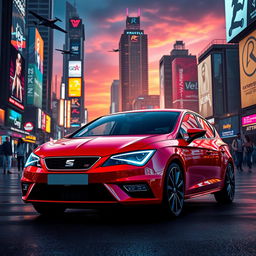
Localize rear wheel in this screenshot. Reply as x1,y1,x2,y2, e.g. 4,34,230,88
32,203,66,215
214,163,235,203
162,163,185,217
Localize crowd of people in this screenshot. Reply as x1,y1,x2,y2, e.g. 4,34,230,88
0,137,29,174
231,133,255,173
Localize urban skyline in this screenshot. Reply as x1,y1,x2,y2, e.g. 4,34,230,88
53,0,226,121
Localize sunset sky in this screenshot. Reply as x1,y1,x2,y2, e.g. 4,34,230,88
53,0,227,121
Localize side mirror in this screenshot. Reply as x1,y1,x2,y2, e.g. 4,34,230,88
186,128,206,143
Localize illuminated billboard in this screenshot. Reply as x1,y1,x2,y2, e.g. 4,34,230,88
27,64,43,108
9,45,25,110
68,61,82,77
45,115,51,133
172,57,198,112
239,30,256,108
11,0,26,54
6,108,22,130
27,28,44,108
219,116,239,138
198,55,213,118
70,39,80,58
68,78,82,97
70,97,81,127
225,0,256,42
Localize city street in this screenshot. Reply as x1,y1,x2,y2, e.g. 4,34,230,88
0,168,255,256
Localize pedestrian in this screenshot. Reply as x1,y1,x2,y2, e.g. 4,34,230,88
244,135,253,173
232,133,244,172
16,138,26,172
2,137,13,174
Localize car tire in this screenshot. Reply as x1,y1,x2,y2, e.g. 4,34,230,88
162,163,185,217
32,203,66,215
214,163,235,203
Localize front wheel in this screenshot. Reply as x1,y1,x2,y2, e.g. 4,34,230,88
162,163,185,217
32,203,66,215
214,163,235,203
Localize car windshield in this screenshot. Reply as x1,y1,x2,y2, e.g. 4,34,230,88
72,111,180,137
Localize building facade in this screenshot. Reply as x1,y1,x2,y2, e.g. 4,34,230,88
27,0,53,113
160,41,198,112
198,41,240,143
110,80,119,114
119,13,148,111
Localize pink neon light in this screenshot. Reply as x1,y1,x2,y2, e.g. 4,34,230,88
126,8,129,16
242,114,256,126
70,19,81,28
138,8,141,16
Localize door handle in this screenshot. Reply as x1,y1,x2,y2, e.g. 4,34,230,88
206,150,212,155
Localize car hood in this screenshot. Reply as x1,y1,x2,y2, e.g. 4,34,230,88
34,135,168,158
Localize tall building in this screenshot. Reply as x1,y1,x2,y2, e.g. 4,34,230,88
110,80,119,114
119,10,148,111
160,41,198,112
198,40,240,142
61,1,85,132
27,0,54,113
132,95,160,110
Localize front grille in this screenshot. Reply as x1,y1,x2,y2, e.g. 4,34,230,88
28,184,115,201
44,157,100,171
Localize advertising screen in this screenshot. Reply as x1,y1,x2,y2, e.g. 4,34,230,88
9,45,25,110
11,0,26,54
242,114,256,126
27,64,43,108
68,78,82,97
198,55,213,118
41,111,46,131
70,97,81,127
219,116,239,138
45,115,51,133
68,61,82,77
70,39,80,58
172,57,198,112
239,30,256,108
7,108,22,130
225,0,256,42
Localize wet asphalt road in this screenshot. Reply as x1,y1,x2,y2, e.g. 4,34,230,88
0,168,256,256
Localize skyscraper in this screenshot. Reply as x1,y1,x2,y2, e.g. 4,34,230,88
27,0,54,113
62,1,85,131
119,10,148,111
160,41,198,112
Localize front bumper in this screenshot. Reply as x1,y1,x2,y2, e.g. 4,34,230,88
21,155,165,206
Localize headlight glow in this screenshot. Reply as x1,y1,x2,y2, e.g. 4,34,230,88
25,152,41,168
103,150,155,167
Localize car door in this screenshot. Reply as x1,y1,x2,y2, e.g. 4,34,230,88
178,113,208,195
195,116,222,183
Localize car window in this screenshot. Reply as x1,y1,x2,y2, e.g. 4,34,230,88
179,113,199,140
73,111,180,137
196,116,215,138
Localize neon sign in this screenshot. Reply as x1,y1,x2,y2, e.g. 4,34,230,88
70,19,81,28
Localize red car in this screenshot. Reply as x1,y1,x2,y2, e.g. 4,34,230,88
21,110,235,216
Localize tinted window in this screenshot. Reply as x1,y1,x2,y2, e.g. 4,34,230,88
197,116,215,138
72,111,180,137
180,114,199,140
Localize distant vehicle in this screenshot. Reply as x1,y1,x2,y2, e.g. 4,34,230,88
29,10,67,33
108,49,119,52
55,48,78,55
21,109,235,217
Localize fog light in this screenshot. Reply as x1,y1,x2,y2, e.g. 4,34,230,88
123,184,149,193
21,183,30,196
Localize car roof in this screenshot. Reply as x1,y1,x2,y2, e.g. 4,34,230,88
109,109,189,116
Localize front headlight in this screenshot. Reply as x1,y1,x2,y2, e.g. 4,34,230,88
25,152,41,168
103,150,155,167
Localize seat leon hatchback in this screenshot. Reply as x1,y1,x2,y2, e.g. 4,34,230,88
21,109,235,216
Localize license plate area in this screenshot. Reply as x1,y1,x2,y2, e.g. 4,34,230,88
47,174,88,185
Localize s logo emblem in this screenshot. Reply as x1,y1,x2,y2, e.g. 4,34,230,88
65,159,75,167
